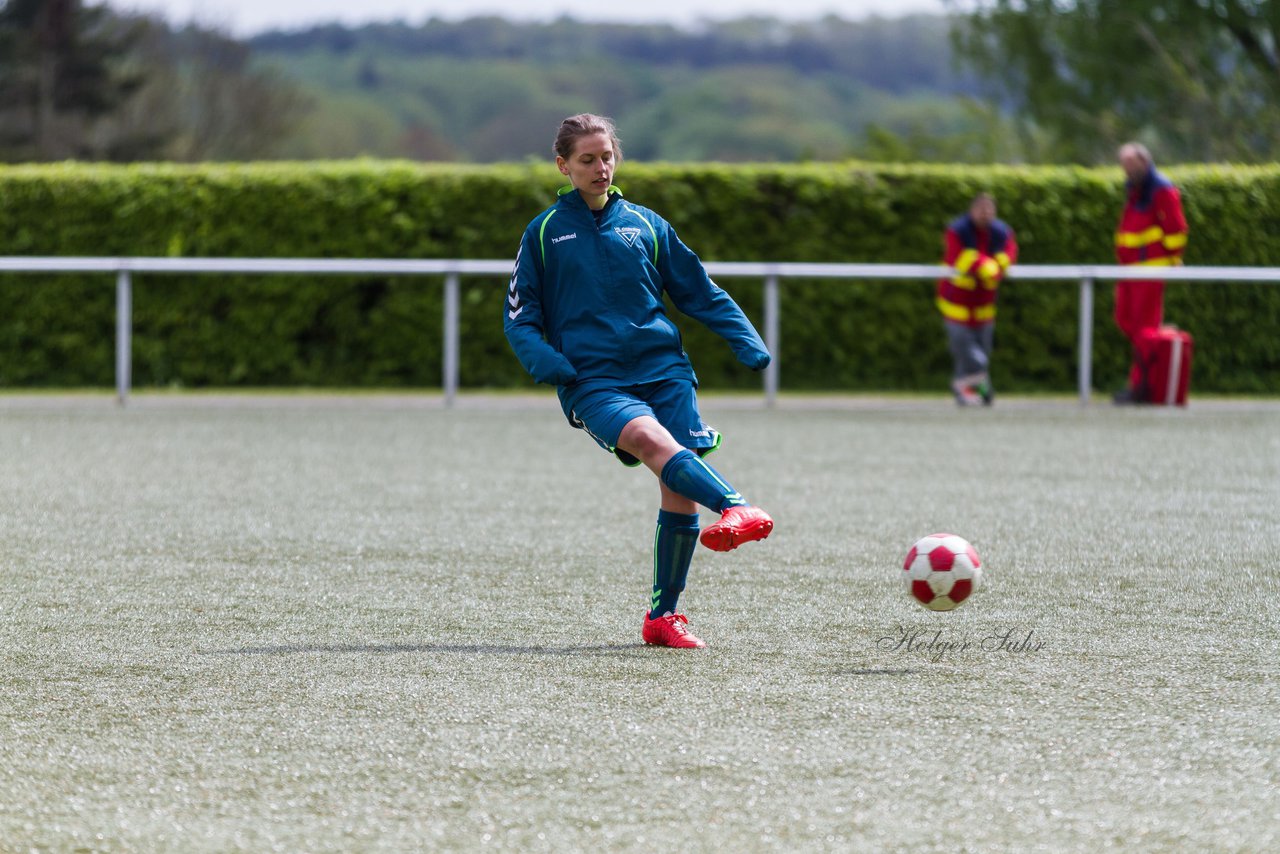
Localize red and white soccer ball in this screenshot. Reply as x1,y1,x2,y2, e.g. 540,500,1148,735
903,533,982,611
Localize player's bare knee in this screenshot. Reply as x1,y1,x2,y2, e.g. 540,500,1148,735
618,417,678,464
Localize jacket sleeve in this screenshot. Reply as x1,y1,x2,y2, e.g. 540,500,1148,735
943,229,970,269
503,229,578,386
658,221,770,371
1155,187,1188,257
946,228,1002,289
997,229,1017,269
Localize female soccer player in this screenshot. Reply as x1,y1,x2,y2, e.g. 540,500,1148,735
504,114,774,649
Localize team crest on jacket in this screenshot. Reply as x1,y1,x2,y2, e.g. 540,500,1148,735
614,227,642,247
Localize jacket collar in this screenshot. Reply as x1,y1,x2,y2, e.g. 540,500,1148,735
1126,165,1156,194
557,185,624,213
954,212,1005,236
1127,166,1167,210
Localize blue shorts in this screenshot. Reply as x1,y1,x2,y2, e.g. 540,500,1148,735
558,378,722,467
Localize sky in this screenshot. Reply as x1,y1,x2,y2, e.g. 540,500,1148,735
118,0,951,37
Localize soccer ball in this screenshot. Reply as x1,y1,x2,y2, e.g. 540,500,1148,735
903,533,982,611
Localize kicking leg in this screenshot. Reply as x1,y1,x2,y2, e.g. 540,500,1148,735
617,416,772,553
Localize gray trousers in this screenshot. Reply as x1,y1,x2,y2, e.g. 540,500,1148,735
945,321,995,381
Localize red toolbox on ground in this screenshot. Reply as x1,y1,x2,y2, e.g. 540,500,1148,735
1138,326,1193,406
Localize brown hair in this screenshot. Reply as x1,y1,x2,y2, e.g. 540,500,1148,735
553,113,623,162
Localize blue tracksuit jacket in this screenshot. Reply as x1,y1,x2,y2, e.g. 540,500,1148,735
504,187,770,398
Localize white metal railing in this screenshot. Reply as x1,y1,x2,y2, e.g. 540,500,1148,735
0,257,1276,405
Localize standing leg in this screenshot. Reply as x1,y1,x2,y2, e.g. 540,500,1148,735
946,321,987,406
648,483,699,619
641,464,707,649
977,322,995,405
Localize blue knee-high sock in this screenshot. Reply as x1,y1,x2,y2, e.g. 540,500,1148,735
650,510,700,618
659,450,748,514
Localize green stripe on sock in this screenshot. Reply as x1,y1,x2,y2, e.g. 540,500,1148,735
651,523,663,612
692,456,733,495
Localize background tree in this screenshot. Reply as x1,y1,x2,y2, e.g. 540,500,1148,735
0,0,146,159
952,0,1280,163
148,26,310,161
254,14,1003,163
0,0,307,162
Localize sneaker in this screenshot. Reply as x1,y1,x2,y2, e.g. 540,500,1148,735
977,381,995,406
952,378,982,406
642,612,706,649
700,505,774,552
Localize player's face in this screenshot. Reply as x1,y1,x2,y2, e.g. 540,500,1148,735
557,132,616,203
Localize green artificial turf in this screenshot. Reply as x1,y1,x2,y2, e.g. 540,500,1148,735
2,394,1277,852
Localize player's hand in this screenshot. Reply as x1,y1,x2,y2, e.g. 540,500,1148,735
546,354,578,386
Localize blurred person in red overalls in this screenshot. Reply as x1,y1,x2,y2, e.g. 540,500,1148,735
1113,143,1188,404
937,193,1017,406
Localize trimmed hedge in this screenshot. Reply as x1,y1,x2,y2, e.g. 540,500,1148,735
0,161,1277,392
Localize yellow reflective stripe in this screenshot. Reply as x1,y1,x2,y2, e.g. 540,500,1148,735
937,297,995,322
1115,226,1165,248
950,274,978,290
954,249,981,272
995,251,1012,269
1127,256,1180,267
937,296,970,322
1162,232,1188,250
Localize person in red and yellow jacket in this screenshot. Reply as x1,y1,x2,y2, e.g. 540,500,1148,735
937,193,1018,405
1113,142,1188,403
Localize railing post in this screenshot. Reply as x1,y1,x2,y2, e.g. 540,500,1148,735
116,269,132,406
1078,276,1094,405
763,274,780,407
443,271,460,408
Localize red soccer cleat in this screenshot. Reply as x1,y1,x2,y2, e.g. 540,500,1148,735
642,612,706,649
699,505,774,552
